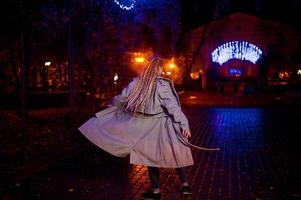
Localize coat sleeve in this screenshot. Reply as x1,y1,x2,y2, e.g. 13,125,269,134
111,78,137,107
158,79,189,130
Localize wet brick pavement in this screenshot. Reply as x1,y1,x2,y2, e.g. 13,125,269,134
1,106,300,200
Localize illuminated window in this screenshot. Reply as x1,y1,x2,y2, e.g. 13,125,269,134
229,68,242,77
279,71,289,80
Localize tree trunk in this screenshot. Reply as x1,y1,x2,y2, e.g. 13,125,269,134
68,0,75,115
19,0,29,121
184,25,210,88
19,31,28,120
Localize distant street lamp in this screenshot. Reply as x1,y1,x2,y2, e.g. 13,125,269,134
135,56,145,63
113,73,119,85
168,63,175,69
164,58,178,76
167,58,177,69
45,61,51,66
190,72,200,80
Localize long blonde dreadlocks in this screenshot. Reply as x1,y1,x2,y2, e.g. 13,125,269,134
124,57,164,113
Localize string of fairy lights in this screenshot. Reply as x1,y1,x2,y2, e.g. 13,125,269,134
113,2,263,68
114,0,136,10
212,41,263,65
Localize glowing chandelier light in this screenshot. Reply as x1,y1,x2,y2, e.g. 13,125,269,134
212,41,263,65
114,0,136,10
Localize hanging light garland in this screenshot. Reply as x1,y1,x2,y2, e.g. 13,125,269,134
212,41,263,65
114,0,136,10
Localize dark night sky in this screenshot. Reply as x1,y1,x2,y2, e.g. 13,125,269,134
1,0,301,29
1,0,301,39
180,0,301,30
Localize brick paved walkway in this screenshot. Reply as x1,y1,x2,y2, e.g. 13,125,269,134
1,106,300,200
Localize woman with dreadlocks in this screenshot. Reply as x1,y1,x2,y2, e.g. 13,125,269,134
78,57,219,200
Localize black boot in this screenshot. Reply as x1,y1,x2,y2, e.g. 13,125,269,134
142,189,161,200
180,185,193,195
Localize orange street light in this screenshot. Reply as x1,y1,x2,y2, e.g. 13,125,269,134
168,62,176,69
190,72,200,80
135,56,145,63
134,52,146,63
167,58,177,69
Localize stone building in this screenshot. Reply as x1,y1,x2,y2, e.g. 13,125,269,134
186,12,300,92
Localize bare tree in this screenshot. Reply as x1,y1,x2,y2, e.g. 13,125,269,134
19,0,29,121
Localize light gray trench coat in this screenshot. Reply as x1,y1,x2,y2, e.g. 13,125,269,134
78,77,194,168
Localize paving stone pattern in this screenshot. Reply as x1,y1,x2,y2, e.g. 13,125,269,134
1,107,300,200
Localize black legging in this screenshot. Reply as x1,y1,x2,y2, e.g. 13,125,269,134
147,166,189,189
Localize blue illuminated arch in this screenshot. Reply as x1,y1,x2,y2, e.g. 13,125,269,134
211,41,263,65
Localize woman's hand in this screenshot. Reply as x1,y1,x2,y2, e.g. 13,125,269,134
182,129,191,138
